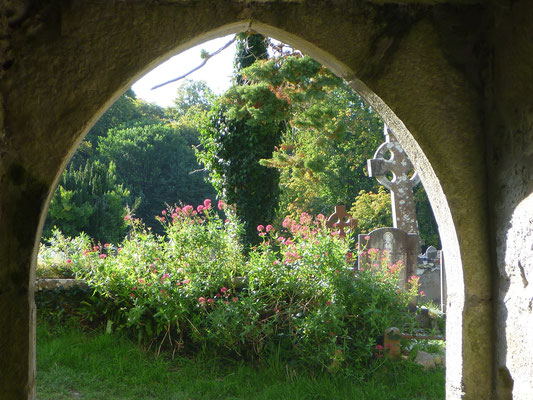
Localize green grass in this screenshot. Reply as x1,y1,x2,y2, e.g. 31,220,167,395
37,322,445,400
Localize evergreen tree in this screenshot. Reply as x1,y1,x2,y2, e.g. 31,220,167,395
44,160,130,244
98,123,216,233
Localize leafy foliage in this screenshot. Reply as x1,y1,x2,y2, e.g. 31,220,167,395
44,160,130,244
350,187,393,235
97,123,216,233
167,79,215,120
233,54,384,221
414,185,441,249
233,33,269,84
47,203,421,373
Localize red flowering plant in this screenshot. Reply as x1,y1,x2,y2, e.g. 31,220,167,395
59,202,421,373
233,212,419,371
69,201,246,345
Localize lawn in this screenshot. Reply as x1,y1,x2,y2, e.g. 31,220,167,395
37,321,445,400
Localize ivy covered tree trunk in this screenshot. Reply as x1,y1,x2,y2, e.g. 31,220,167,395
198,33,283,249
199,103,282,248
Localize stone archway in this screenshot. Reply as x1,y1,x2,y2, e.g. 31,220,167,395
0,2,494,399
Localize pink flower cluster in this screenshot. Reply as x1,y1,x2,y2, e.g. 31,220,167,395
198,287,238,307
182,205,194,215
284,250,301,263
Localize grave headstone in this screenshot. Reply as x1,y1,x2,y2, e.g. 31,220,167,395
425,245,438,260
367,126,421,236
358,227,419,289
325,205,357,239
416,245,442,305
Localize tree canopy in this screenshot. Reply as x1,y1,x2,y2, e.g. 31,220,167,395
45,84,217,242
44,36,440,249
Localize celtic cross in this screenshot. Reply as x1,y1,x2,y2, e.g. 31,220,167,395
326,205,357,239
368,126,420,235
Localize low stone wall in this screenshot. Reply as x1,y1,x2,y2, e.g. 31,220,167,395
35,278,86,291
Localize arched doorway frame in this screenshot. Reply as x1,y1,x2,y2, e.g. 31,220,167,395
0,4,492,397
47,21,467,398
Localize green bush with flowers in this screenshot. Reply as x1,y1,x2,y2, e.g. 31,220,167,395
43,199,421,373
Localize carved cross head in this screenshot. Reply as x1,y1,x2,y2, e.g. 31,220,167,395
326,205,358,239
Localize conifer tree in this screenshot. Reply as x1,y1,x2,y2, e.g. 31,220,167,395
44,160,130,244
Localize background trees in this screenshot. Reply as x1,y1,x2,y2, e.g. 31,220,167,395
44,35,440,249
44,160,130,244
98,123,215,234
45,86,216,242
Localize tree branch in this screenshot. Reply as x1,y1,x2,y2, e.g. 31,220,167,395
151,36,237,90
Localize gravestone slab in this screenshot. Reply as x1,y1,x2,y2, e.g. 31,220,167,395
358,227,419,289
417,246,442,305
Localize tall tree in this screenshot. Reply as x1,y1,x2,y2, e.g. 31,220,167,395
197,33,282,248
230,53,382,216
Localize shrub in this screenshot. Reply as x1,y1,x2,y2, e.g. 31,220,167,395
38,229,92,278
58,201,419,373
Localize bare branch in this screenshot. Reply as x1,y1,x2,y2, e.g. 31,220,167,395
151,36,237,90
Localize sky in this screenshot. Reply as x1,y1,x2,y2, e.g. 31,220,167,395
132,35,237,108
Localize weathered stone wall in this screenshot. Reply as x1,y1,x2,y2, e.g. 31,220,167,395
2,0,532,399
488,1,533,398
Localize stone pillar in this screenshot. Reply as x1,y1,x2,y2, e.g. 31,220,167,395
0,162,48,399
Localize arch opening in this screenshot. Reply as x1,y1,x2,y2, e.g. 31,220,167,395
26,18,483,400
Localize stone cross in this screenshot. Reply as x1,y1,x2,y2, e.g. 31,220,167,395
367,126,421,235
326,205,357,239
